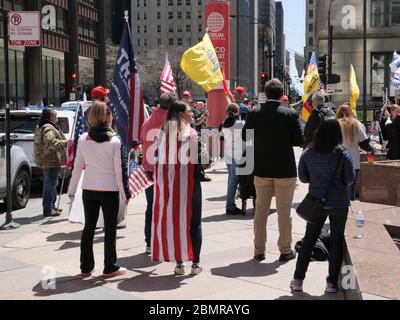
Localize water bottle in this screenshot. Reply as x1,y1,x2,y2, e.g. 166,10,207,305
355,212,365,239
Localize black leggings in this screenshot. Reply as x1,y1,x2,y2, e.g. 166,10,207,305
191,176,203,264
81,190,120,274
294,208,349,284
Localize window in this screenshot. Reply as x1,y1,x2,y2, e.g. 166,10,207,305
186,24,191,32
371,0,400,26
198,0,202,5
186,11,191,19
177,25,182,32
137,0,140,7
309,24,313,33
144,13,147,20
177,38,183,45
144,39,148,46
157,12,161,20
144,25,147,33
198,12,202,19
177,12,182,19
168,0,173,6
169,12,174,19
177,0,182,5
169,38,174,45
371,53,396,98
157,0,161,6
309,9,313,19
186,0,191,5
137,13,140,21
308,37,313,46
198,24,202,32
157,25,161,32
169,25,174,32
143,0,147,7
137,25,140,33
157,39,162,45
137,39,140,46
391,0,400,25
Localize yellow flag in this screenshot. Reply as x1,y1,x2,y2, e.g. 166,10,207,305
301,68,320,122
350,64,359,116
180,33,223,92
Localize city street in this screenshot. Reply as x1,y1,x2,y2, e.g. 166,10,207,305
0,148,344,300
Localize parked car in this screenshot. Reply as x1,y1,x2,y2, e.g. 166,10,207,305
0,109,77,184
0,136,32,209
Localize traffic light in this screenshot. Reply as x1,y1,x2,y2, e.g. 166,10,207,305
261,72,268,87
318,55,327,84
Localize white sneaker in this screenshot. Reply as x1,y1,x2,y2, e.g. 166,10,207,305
145,246,151,255
174,263,185,276
191,263,203,275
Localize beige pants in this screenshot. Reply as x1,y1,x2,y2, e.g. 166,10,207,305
254,176,297,255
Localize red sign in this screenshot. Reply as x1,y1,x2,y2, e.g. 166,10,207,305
9,11,41,47
205,0,230,80
205,0,231,128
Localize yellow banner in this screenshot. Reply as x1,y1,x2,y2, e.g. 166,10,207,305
180,33,224,93
350,64,359,116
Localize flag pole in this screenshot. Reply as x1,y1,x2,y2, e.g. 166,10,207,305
57,105,80,213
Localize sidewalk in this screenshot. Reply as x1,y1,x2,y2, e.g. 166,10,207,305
0,148,344,300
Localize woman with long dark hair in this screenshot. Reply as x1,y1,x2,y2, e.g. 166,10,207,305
291,119,355,293
152,101,207,276
68,102,130,278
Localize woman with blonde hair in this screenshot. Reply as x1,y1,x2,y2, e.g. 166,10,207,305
336,104,373,200
68,101,131,278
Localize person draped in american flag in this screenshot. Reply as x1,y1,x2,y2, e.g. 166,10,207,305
139,92,178,255
152,101,209,276
66,105,85,170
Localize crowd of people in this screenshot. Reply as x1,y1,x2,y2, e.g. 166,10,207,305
32,78,400,291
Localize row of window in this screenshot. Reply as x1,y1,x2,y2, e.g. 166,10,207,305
371,0,400,27
136,37,202,47
136,24,202,33
136,0,202,7
136,11,202,20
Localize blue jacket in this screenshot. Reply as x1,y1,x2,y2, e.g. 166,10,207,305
299,148,355,208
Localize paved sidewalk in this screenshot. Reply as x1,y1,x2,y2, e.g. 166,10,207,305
0,148,344,300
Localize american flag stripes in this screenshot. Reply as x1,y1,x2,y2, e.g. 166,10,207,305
66,105,84,169
160,56,176,94
128,160,153,198
151,128,195,263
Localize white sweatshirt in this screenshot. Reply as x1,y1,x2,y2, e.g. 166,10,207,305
68,133,127,201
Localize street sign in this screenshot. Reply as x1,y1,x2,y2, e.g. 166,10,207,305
9,11,41,47
326,84,335,95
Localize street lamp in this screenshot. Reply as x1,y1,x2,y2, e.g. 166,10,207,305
328,0,335,84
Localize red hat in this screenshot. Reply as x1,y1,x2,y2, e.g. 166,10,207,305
234,87,248,96
281,95,289,102
183,91,191,97
91,86,110,100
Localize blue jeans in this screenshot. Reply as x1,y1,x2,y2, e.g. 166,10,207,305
226,162,239,210
42,167,60,215
145,172,154,247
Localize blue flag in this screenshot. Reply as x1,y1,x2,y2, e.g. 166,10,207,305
109,20,144,150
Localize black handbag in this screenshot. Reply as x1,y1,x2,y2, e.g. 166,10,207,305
296,151,343,224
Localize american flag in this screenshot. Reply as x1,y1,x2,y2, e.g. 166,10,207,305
160,56,176,94
151,129,195,263
109,19,145,149
128,159,153,198
66,105,84,169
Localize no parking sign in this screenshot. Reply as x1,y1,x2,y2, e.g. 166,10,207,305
9,11,41,47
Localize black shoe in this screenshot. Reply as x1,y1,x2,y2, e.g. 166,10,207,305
279,250,297,262
43,209,61,218
200,174,212,182
254,254,266,261
117,224,127,230
226,207,243,215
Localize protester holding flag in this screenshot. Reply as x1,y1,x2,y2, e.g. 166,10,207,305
304,92,336,147
152,101,209,276
380,104,400,160
302,51,321,123
34,108,67,218
140,92,178,254
68,102,130,278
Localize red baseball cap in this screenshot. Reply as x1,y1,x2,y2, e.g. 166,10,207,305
281,95,289,102
91,86,110,100
183,91,191,97
234,87,248,96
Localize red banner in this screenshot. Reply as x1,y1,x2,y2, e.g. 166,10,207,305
205,0,230,128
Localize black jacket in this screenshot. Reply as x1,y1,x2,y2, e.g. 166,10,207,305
304,104,336,146
381,116,400,160
242,100,304,178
